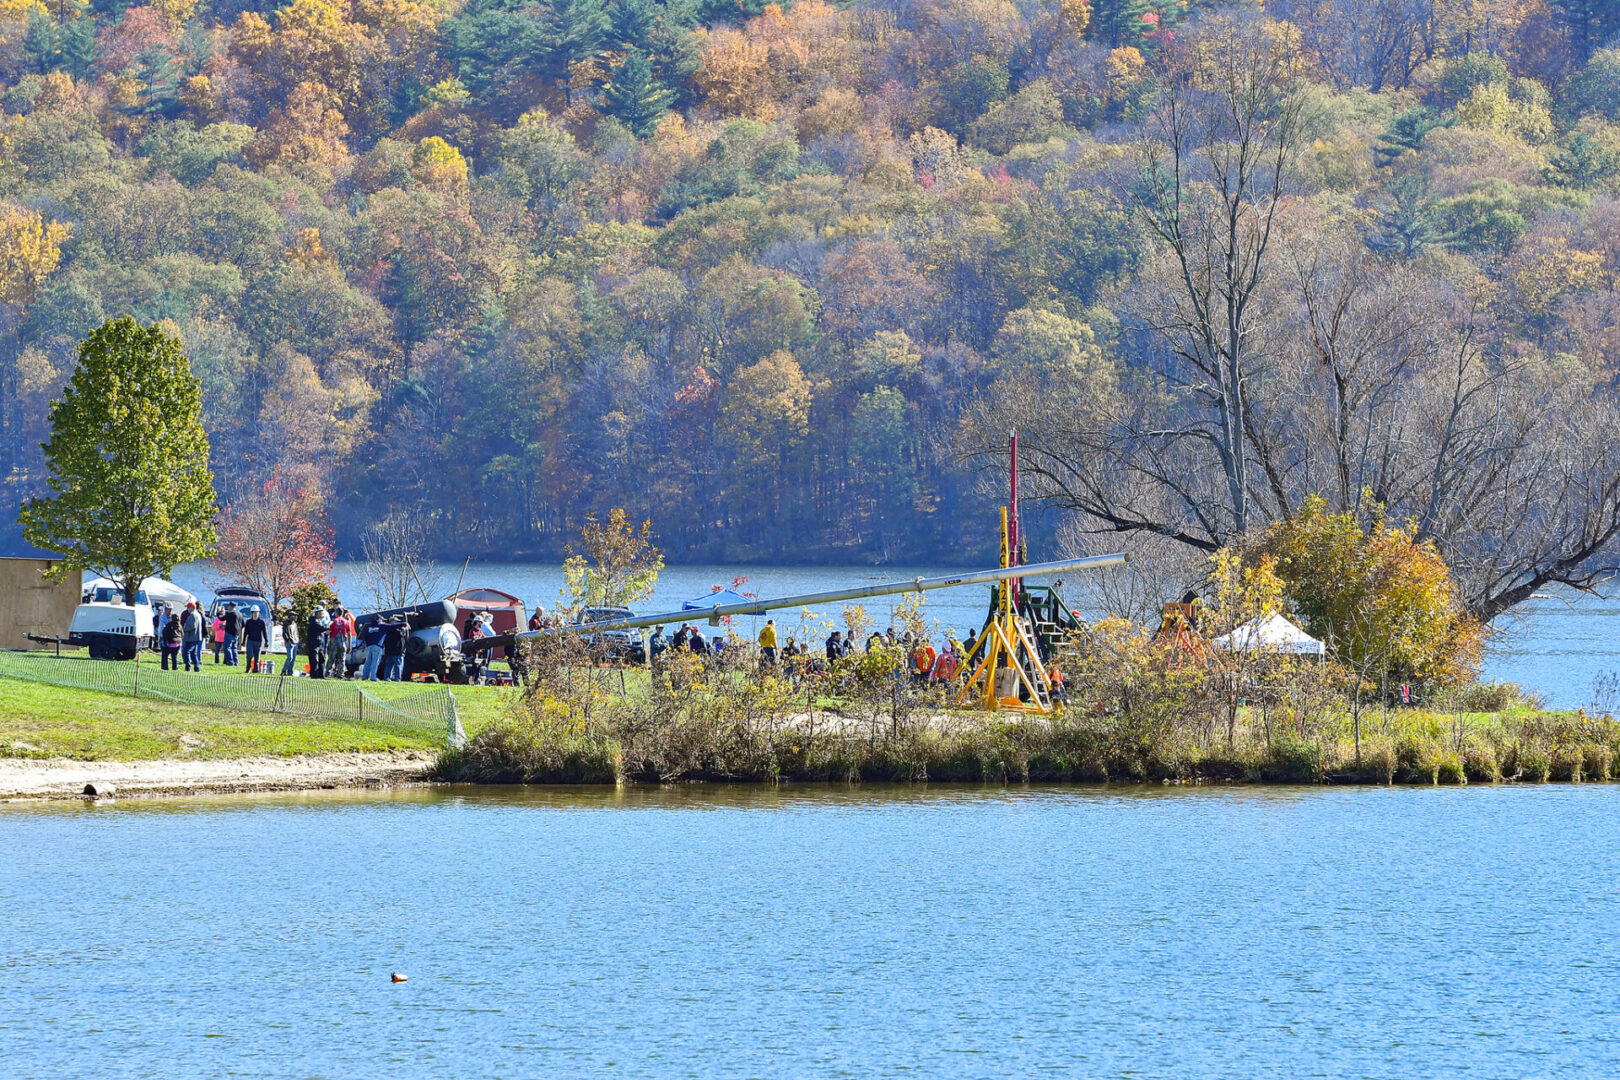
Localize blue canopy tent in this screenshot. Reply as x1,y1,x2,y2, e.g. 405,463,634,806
681,588,766,616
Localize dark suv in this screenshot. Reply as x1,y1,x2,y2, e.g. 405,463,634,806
575,607,645,662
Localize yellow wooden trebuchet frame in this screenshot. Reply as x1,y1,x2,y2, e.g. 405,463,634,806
954,508,1054,713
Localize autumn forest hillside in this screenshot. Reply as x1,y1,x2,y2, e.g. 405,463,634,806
2,0,1619,605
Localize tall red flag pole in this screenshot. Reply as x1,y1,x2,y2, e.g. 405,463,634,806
1009,429,1022,599
1008,429,1019,563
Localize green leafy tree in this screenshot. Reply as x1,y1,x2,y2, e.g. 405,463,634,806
19,317,217,605
1438,52,1508,106
938,55,1010,133
1255,495,1484,686
600,47,674,137
1546,127,1620,189
1564,49,1620,122
1437,182,1526,254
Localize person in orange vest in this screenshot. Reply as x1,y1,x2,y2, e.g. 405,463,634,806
1048,665,1067,704
911,639,936,683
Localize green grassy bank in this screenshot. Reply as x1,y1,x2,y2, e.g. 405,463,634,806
0,674,513,761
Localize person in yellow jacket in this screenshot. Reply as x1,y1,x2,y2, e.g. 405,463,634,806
758,619,778,668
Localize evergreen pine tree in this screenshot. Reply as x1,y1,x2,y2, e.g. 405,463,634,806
1369,174,1448,260
1090,0,1154,48
548,0,610,101
58,18,97,81
1374,107,1450,169
600,48,674,137
610,0,659,49
22,11,59,76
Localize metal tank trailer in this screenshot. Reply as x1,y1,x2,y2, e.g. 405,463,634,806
351,599,465,681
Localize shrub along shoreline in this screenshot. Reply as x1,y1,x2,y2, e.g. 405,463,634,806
435,684,1620,787
434,635,1620,787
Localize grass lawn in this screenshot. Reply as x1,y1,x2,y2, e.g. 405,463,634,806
0,662,522,761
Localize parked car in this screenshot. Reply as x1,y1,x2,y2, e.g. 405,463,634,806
575,607,646,662
207,587,284,655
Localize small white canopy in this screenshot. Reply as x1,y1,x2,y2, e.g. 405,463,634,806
1212,612,1326,656
83,575,198,608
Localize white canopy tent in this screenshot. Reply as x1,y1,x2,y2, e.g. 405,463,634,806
82,575,198,609
1212,612,1326,657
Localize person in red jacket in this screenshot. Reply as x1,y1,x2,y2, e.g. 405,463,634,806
326,608,352,679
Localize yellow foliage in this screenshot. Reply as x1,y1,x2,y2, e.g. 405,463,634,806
695,0,845,119
150,0,196,29
0,203,70,306
719,350,813,469
1456,83,1553,144
0,0,47,20
797,87,862,145
1186,15,1305,93
1104,46,1145,104
412,135,468,196
249,81,351,184
180,75,216,119
1057,0,1090,35
275,0,350,45
284,227,334,268
1512,235,1604,317
109,75,144,112
1258,495,1483,685
696,27,773,118
352,0,447,37
652,112,688,141
1206,549,1285,634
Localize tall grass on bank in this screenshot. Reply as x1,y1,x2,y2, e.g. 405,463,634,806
436,638,1620,785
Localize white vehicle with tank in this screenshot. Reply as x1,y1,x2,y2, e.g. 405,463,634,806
69,589,155,660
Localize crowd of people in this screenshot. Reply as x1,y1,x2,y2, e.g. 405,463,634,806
153,600,271,674
300,601,413,681
639,617,985,686
146,596,421,681
627,616,1068,702
141,595,1061,697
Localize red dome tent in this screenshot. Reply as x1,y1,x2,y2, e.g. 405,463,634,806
446,587,528,660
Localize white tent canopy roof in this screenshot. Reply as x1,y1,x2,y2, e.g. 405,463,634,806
1212,612,1326,656
82,575,198,608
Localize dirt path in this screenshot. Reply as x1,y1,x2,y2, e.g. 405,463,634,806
0,750,436,800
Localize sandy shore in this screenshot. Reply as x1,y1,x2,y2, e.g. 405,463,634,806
0,750,436,800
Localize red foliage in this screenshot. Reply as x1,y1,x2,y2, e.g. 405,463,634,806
210,468,335,605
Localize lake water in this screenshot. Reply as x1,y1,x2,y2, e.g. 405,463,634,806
161,561,1619,710
3,785,1619,1078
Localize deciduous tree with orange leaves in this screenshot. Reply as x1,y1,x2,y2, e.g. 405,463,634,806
1255,495,1484,686
210,467,336,608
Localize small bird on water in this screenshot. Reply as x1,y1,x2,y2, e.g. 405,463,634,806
391,972,407,983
